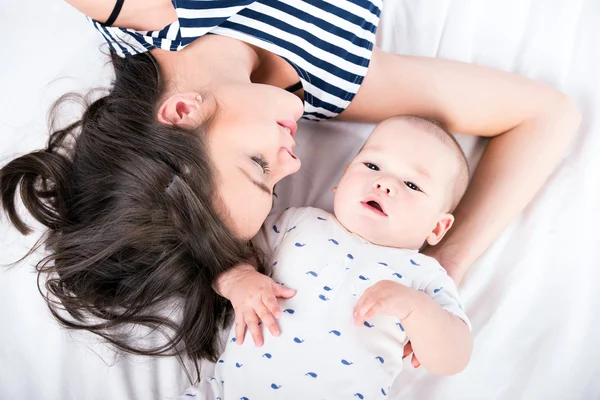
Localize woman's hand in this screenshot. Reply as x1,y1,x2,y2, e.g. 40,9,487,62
403,342,421,368
214,265,296,346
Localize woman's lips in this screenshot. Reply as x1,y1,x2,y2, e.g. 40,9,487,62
278,120,298,136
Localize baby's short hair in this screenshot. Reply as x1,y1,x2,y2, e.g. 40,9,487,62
397,116,470,211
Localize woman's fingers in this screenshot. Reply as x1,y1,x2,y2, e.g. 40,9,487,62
403,342,413,359
403,342,420,368
411,354,421,368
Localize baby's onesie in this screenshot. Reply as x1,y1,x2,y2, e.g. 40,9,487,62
180,207,470,399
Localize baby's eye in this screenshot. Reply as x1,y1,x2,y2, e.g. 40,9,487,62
363,162,380,171
251,155,271,174
405,181,421,192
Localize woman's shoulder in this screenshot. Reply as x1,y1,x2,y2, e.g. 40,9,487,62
67,0,177,31
81,0,258,57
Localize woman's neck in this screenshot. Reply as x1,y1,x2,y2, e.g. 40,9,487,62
152,35,259,97
152,34,302,98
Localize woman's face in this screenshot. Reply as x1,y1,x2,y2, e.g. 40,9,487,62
206,82,304,239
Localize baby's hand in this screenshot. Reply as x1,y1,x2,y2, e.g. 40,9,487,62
353,280,417,325
215,265,296,347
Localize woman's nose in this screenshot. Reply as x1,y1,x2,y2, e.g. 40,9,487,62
275,147,301,181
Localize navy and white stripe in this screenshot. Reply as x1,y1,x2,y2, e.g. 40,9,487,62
89,0,382,120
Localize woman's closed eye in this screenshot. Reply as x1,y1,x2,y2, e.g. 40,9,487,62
252,155,271,174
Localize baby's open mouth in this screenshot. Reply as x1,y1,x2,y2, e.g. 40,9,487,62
363,200,387,216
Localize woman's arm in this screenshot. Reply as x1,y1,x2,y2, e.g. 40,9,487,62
64,0,176,31
341,49,581,283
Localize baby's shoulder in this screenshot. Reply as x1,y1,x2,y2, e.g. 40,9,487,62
409,252,445,271
384,251,449,279
295,206,332,220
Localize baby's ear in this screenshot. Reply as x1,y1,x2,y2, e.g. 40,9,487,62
426,213,455,246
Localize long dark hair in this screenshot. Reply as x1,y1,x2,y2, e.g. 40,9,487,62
0,52,261,375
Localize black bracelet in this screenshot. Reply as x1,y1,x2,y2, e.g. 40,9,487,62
104,0,125,26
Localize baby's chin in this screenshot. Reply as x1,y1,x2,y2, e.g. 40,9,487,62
342,221,420,249
356,231,400,248
337,218,393,247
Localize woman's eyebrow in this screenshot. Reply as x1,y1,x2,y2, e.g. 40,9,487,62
237,167,271,195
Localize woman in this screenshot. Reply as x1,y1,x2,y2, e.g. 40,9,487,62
0,0,580,368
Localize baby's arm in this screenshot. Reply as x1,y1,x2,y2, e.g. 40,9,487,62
396,287,472,375
354,276,472,375
214,207,305,345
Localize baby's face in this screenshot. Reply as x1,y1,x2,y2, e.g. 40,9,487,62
333,119,457,249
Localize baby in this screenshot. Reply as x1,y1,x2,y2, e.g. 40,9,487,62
180,116,473,399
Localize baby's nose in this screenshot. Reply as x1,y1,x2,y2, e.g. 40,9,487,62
373,179,396,197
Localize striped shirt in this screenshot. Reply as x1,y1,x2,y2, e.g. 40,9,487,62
90,0,383,120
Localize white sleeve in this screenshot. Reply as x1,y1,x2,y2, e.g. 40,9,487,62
415,256,472,330
174,378,222,399
252,207,304,254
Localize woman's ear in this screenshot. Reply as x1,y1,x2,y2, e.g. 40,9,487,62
426,213,455,246
157,92,205,128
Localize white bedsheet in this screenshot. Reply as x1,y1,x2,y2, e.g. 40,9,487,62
1,1,599,399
